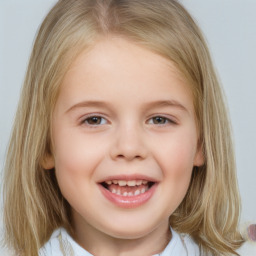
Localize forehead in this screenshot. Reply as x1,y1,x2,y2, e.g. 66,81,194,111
57,37,194,113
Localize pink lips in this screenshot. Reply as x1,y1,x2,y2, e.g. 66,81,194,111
98,175,158,208
99,183,157,208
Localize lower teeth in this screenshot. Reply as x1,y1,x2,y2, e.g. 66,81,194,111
102,182,154,196
111,187,147,196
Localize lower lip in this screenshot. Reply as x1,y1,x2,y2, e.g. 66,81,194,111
98,183,158,208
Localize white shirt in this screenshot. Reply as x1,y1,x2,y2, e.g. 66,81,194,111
39,227,200,256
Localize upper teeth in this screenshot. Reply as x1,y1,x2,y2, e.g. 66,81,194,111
105,180,148,186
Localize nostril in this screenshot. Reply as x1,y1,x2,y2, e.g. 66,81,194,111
116,154,142,161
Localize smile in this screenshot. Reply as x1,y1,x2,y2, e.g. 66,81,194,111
98,177,157,208
102,179,154,196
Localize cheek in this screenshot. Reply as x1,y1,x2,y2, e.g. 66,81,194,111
157,133,197,171
157,138,196,213
52,128,106,192
53,127,105,167
154,131,197,191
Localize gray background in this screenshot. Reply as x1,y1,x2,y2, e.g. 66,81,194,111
0,0,255,254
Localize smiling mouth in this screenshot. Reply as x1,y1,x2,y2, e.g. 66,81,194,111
100,180,155,197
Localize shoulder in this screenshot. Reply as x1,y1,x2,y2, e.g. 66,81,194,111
173,228,256,256
236,223,256,256
39,228,92,256
178,232,256,256
236,241,256,256
158,228,200,256
39,228,63,256
178,232,200,256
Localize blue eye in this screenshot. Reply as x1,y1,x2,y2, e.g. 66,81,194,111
83,116,107,125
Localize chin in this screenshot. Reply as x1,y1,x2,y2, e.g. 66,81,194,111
100,220,161,240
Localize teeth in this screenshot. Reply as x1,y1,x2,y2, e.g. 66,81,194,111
136,180,142,185
134,190,140,196
105,179,149,187
110,188,148,196
104,179,153,197
127,180,136,186
118,180,127,186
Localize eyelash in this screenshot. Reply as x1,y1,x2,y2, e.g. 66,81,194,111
80,115,177,127
147,116,177,126
81,115,108,126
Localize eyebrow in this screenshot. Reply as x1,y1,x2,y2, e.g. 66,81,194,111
145,100,188,112
66,99,188,113
66,101,111,113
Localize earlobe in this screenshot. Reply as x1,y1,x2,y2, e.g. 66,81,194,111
41,154,55,170
194,144,205,167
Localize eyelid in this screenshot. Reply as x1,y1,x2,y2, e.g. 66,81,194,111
80,113,110,126
78,113,178,126
146,115,178,125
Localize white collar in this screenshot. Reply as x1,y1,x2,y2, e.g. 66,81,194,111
58,227,200,256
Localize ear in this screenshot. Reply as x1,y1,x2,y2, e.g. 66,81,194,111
193,143,204,167
41,154,55,170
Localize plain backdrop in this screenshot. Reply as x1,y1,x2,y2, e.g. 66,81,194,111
0,0,255,255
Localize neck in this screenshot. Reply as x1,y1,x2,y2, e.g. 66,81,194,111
71,212,172,256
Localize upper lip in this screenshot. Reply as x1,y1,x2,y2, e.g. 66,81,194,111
97,174,159,184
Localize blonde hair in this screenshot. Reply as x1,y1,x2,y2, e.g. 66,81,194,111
3,0,244,255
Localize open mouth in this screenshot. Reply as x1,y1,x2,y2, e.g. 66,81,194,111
100,180,155,197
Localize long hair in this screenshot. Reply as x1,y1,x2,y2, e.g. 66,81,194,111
3,0,244,255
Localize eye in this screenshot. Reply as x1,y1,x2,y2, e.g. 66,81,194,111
83,116,107,126
148,116,175,125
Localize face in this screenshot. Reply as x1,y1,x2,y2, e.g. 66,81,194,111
44,37,203,243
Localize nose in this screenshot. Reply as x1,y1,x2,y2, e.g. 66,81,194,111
110,124,148,161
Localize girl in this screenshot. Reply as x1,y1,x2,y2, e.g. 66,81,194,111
3,0,245,255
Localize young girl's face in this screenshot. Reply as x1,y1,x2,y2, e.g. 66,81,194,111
45,37,203,246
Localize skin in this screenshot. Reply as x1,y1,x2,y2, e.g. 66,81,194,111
44,37,204,256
